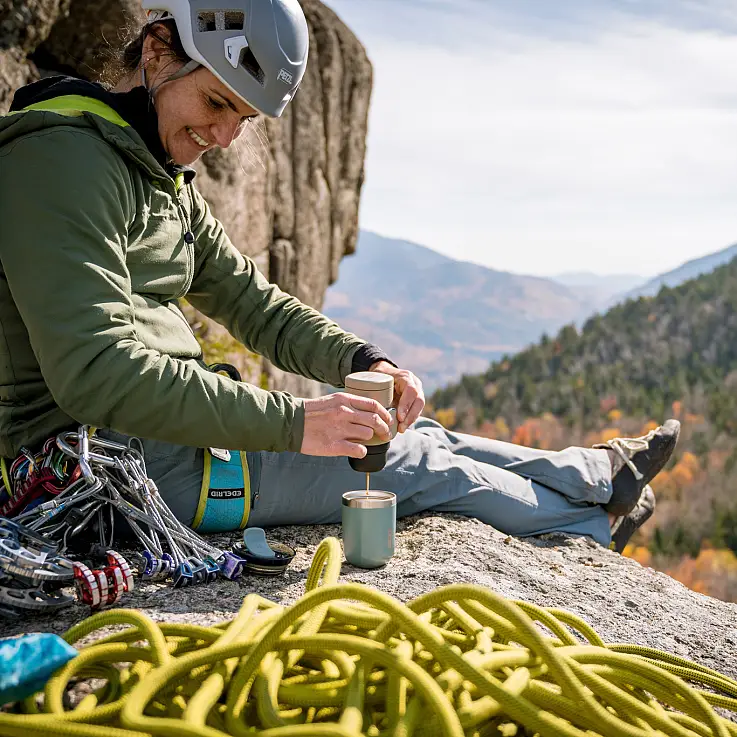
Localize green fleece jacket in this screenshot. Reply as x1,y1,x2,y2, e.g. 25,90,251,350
0,96,364,458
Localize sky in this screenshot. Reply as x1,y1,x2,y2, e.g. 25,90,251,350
323,0,737,277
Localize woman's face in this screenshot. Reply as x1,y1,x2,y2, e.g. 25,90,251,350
148,60,259,166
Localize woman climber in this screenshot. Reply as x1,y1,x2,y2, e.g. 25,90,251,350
0,0,679,554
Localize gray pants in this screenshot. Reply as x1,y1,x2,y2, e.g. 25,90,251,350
102,418,613,547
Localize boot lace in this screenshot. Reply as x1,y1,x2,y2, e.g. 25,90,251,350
604,427,659,482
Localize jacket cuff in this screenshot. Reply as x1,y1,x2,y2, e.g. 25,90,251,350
350,343,397,374
287,398,306,452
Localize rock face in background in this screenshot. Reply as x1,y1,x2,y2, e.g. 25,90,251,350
0,0,71,109
0,0,372,396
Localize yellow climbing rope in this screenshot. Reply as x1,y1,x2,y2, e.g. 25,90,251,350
1,536,736,737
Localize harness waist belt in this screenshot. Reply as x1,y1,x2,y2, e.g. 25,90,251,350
192,449,251,533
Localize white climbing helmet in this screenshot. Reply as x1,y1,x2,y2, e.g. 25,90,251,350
141,0,309,117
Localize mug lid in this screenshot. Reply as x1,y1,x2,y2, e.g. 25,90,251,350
342,490,397,508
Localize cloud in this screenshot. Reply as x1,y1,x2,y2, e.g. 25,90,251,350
325,0,737,275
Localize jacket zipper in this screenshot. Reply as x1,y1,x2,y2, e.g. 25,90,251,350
179,209,195,296
170,178,195,299
156,178,198,340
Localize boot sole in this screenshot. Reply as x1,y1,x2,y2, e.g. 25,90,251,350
612,486,656,553
639,419,681,489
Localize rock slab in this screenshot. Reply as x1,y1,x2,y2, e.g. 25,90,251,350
3,515,736,692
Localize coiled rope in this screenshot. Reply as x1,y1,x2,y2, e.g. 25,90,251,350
1,536,735,737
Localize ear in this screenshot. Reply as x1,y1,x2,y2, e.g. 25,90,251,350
142,23,174,75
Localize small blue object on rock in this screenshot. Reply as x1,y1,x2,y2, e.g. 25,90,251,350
0,633,77,704
231,528,296,576
243,527,276,558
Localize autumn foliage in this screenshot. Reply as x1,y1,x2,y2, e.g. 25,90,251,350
429,258,737,603
429,400,737,603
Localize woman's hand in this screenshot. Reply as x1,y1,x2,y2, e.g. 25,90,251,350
369,361,425,433
301,393,393,458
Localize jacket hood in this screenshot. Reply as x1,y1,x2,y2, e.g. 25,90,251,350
6,76,195,184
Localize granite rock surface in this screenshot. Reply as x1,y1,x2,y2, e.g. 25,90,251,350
4,514,736,691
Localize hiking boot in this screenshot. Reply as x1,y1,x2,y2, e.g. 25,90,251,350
610,484,656,554
594,419,680,517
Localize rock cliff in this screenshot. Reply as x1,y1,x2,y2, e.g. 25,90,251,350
0,0,372,395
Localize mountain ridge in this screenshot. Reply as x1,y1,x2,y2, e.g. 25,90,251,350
325,231,737,393
324,232,612,390
552,271,645,293
623,242,737,300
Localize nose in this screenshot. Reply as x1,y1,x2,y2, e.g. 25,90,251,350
210,116,242,149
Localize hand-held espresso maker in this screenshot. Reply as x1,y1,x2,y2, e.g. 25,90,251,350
342,371,398,568
343,371,398,473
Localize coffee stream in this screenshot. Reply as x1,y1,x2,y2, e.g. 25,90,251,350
366,472,370,494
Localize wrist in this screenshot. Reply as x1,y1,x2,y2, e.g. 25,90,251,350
369,360,395,373
350,344,396,376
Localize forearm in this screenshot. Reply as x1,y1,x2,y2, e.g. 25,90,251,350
48,342,305,452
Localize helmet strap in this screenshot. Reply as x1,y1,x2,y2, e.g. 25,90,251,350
141,16,200,98
141,57,200,101
165,59,201,82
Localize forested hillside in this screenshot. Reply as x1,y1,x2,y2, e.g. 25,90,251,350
430,257,737,601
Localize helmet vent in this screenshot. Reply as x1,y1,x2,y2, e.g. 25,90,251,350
240,48,266,87
197,11,217,31
197,10,244,32
223,11,245,30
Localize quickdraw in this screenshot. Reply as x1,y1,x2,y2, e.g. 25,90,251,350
1,425,274,612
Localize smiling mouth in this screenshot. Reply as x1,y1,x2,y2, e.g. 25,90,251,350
186,126,210,148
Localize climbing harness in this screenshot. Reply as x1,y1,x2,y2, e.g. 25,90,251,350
0,536,735,736
193,446,251,534
190,363,253,534
0,425,292,614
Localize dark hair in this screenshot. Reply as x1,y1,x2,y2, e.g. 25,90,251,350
102,16,268,170
102,19,190,84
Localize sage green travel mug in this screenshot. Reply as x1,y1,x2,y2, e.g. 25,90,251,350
341,490,397,568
